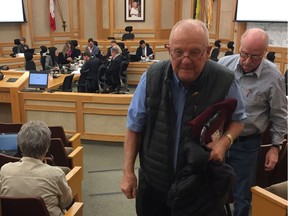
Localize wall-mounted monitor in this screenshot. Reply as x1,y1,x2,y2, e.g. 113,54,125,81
0,0,26,23
235,0,288,23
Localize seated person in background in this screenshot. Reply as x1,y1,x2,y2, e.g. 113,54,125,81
24,52,36,70
18,36,29,53
81,51,102,92
0,120,73,216
136,39,154,61
105,40,117,61
48,47,60,68
58,40,79,65
105,45,123,90
40,46,53,70
84,38,100,58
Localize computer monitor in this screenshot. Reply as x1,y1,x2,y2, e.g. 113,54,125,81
0,133,18,156
28,70,49,89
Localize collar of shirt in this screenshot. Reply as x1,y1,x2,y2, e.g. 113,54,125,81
20,157,44,164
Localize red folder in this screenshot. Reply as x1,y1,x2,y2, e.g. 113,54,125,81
187,98,237,145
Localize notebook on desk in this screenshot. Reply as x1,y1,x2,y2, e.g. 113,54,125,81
20,70,49,92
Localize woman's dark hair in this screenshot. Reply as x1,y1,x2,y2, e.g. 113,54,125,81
48,47,58,66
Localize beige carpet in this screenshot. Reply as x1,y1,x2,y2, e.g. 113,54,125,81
82,140,139,216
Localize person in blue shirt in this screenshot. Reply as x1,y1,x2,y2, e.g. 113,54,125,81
121,19,247,216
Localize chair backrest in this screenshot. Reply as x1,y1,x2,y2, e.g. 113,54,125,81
49,126,70,147
0,153,20,169
122,33,135,41
77,70,89,92
0,195,50,216
119,61,129,86
61,74,74,92
40,56,46,70
97,64,108,93
0,123,22,133
25,60,36,70
49,138,71,168
12,46,18,54
266,51,275,63
224,41,234,56
210,48,220,61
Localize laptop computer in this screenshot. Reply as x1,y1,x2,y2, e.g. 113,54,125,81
0,133,18,156
129,54,139,62
21,70,49,92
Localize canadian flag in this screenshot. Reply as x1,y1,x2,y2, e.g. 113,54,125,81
50,0,56,31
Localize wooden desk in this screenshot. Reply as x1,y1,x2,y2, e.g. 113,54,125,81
0,55,41,69
0,70,28,123
0,71,79,123
127,61,155,85
19,92,132,142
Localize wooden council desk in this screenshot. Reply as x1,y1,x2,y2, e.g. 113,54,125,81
127,61,155,85
0,55,41,69
0,70,78,123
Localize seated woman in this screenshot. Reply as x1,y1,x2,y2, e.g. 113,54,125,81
58,40,79,65
40,46,53,70
0,121,73,216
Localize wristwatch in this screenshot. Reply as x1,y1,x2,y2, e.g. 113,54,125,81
271,144,282,150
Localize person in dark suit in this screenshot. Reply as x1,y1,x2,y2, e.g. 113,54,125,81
105,45,123,90
105,40,117,61
80,51,102,92
135,40,154,61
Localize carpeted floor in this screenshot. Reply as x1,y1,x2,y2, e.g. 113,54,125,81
82,140,139,216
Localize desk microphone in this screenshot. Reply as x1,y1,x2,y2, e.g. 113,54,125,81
18,65,25,71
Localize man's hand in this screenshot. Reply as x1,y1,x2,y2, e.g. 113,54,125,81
121,172,137,199
206,139,228,161
264,147,279,171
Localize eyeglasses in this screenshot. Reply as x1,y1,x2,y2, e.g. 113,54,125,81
240,50,263,61
170,47,208,61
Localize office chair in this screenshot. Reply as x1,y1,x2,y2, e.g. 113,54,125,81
224,41,234,56
40,55,47,70
210,39,221,61
0,153,20,168
266,51,275,63
115,61,129,94
122,26,135,41
0,195,84,216
60,74,74,92
0,122,22,133
24,52,36,70
97,64,108,93
77,69,89,92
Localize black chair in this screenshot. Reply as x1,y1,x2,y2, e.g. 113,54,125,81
224,41,234,56
24,52,36,70
0,196,50,216
0,122,22,133
40,55,46,70
77,70,89,92
266,51,275,63
74,49,81,58
115,61,129,94
122,26,135,41
97,64,108,93
12,46,18,55
59,74,74,92
210,39,221,61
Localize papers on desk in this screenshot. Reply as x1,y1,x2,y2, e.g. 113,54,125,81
71,68,81,74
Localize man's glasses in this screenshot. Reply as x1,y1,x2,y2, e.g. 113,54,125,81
240,50,263,61
170,47,208,61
